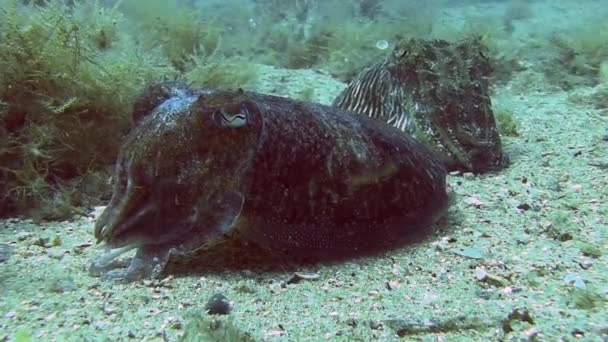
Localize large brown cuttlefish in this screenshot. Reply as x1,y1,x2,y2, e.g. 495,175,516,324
91,82,449,282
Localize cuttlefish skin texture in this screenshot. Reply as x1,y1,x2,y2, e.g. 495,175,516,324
333,37,507,173
92,82,449,282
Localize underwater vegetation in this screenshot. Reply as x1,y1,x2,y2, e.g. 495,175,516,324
119,0,220,71
0,0,174,219
543,22,608,89
180,312,254,342
0,0,258,219
119,0,258,90
495,111,520,137
255,0,438,81
502,0,532,33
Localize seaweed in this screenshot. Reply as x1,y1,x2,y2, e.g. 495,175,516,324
180,312,255,342
184,56,258,90
296,87,316,102
0,0,175,219
281,18,406,80
579,243,602,258
358,0,383,19
589,84,608,112
437,12,523,86
121,0,259,89
259,1,436,81
119,0,221,72
495,111,520,137
544,210,576,241
0,0,269,219
320,20,398,80
284,30,333,69
14,329,33,342
567,287,605,310
503,0,532,33
544,23,608,89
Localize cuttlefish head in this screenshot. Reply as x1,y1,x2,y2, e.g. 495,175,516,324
94,86,263,252
390,37,508,173
410,99,507,173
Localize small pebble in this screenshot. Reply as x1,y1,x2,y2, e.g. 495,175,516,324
521,327,540,340
474,268,489,281
47,249,66,260
0,243,12,263
95,321,109,330
464,196,485,207
462,172,475,179
564,273,587,288
48,276,77,293
205,293,231,315
16,232,34,241
474,267,508,287
385,280,401,290
453,247,486,259
287,272,320,284
368,320,383,330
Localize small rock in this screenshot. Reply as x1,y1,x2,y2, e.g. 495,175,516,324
16,232,34,241
502,307,535,333
474,268,489,281
474,267,508,287
452,247,487,259
578,260,593,270
287,272,320,284
385,280,401,290
32,237,50,247
47,249,65,260
48,276,77,293
205,293,231,315
0,244,12,263
564,273,587,289
95,320,109,330
64,309,79,316
367,320,383,330
104,307,117,315
571,328,585,337
463,196,484,207
521,327,540,340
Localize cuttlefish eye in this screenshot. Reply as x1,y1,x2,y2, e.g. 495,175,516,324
213,105,248,128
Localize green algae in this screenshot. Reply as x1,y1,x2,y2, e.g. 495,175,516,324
0,0,258,219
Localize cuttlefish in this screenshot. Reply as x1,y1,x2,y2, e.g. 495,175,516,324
91,82,449,282
334,37,507,173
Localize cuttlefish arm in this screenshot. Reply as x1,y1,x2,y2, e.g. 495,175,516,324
90,190,245,282
89,244,173,282
89,171,169,281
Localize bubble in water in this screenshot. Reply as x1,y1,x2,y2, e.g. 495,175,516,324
375,39,390,50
